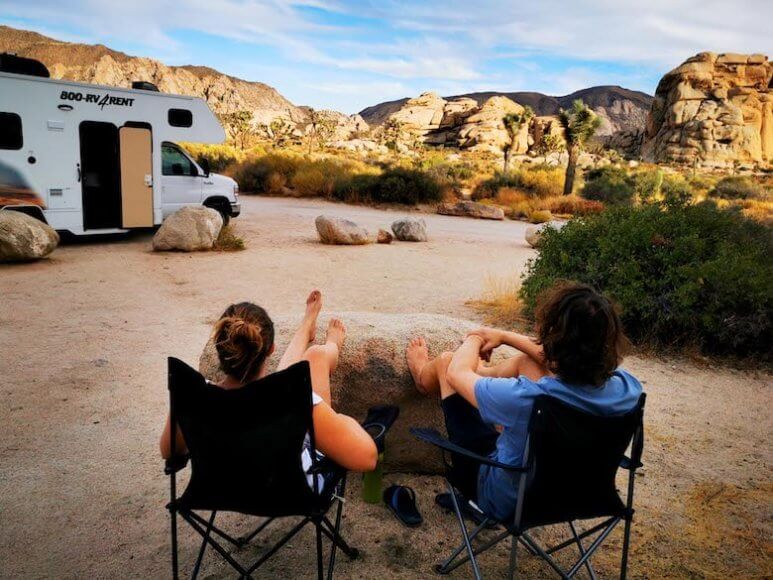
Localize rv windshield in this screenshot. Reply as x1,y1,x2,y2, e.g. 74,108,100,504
161,142,198,177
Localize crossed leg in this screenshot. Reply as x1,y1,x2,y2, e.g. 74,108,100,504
406,336,550,399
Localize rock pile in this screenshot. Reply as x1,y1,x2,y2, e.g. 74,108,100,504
0,211,59,262
642,52,772,168
199,311,515,473
152,206,223,252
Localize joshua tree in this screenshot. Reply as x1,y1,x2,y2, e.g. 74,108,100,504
533,133,564,163
218,110,256,149
306,108,338,154
558,99,601,195
501,106,534,173
379,118,406,155
268,117,296,148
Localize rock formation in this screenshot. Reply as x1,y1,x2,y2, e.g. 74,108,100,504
642,52,772,168
0,211,59,262
152,206,223,252
382,92,530,154
198,312,516,473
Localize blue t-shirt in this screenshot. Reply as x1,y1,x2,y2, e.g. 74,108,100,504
474,369,643,522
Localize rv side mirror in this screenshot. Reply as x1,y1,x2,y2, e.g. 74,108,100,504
171,163,184,176
199,158,211,177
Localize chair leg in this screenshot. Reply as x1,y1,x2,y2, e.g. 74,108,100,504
569,522,597,580
316,520,325,580
171,508,179,580
448,479,483,580
508,534,518,580
191,511,216,580
620,516,632,580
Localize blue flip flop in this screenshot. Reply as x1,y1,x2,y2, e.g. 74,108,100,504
383,485,422,527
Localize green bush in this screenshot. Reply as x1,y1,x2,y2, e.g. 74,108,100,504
334,167,443,204
227,153,302,193
520,202,772,358
709,176,766,200
580,166,635,205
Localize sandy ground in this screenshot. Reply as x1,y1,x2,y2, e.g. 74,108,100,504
1,196,771,579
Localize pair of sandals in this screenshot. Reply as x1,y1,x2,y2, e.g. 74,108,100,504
383,487,491,529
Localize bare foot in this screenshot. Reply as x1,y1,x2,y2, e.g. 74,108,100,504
406,336,429,391
302,290,323,342
325,318,346,351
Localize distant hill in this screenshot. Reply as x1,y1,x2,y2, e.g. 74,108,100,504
360,86,654,136
0,25,306,125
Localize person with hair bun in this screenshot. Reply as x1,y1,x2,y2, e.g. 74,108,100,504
160,290,378,481
406,281,643,521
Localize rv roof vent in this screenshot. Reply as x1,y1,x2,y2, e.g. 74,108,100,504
132,81,160,92
0,53,50,78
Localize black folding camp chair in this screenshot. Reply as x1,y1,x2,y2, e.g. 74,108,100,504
164,357,359,580
412,393,645,579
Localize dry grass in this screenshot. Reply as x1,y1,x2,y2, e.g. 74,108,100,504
467,272,529,329
213,225,246,252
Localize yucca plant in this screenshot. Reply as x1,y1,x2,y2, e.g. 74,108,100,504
558,99,601,195
502,106,534,173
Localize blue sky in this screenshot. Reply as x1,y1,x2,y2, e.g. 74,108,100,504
2,1,771,113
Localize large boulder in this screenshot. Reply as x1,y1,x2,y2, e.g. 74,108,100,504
0,211,59,262
152,206,223,252
315,215,371,245
199,312,515,473
391,218,427,242
642,52,772,168
437,200,505,220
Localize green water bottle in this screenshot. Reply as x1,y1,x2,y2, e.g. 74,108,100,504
362,452,384,504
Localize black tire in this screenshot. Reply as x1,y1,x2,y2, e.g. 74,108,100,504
203,200,230,226
218,209,230,227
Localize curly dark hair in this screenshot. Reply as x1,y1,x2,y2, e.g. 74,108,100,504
535,281,629,387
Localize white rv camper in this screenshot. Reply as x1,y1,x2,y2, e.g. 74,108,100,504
0,56,240,235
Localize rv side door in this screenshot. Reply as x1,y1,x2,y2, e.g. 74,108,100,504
160,142,202,217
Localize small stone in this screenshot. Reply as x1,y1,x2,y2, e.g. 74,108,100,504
377,229,393,244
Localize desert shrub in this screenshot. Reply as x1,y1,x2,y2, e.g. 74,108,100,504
709,176,766,200
660,173,694,206
528,209,553,224
334,167,443,205
473,165,564,200
181,143,244,173
631,169,663,203
290,158,370,198
213,225,246,251
581,166,635,205
546,195,604,216
520,202,772,358
227,152,302,193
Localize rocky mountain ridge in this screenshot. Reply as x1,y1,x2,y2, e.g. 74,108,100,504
360,85,653,137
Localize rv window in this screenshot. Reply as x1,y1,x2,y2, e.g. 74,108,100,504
0,113,23,150
168,109,193,128
162,143,197,176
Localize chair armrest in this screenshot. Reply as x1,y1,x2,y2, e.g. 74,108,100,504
620,455,643,470
164,454,189,475
410,427,526,472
